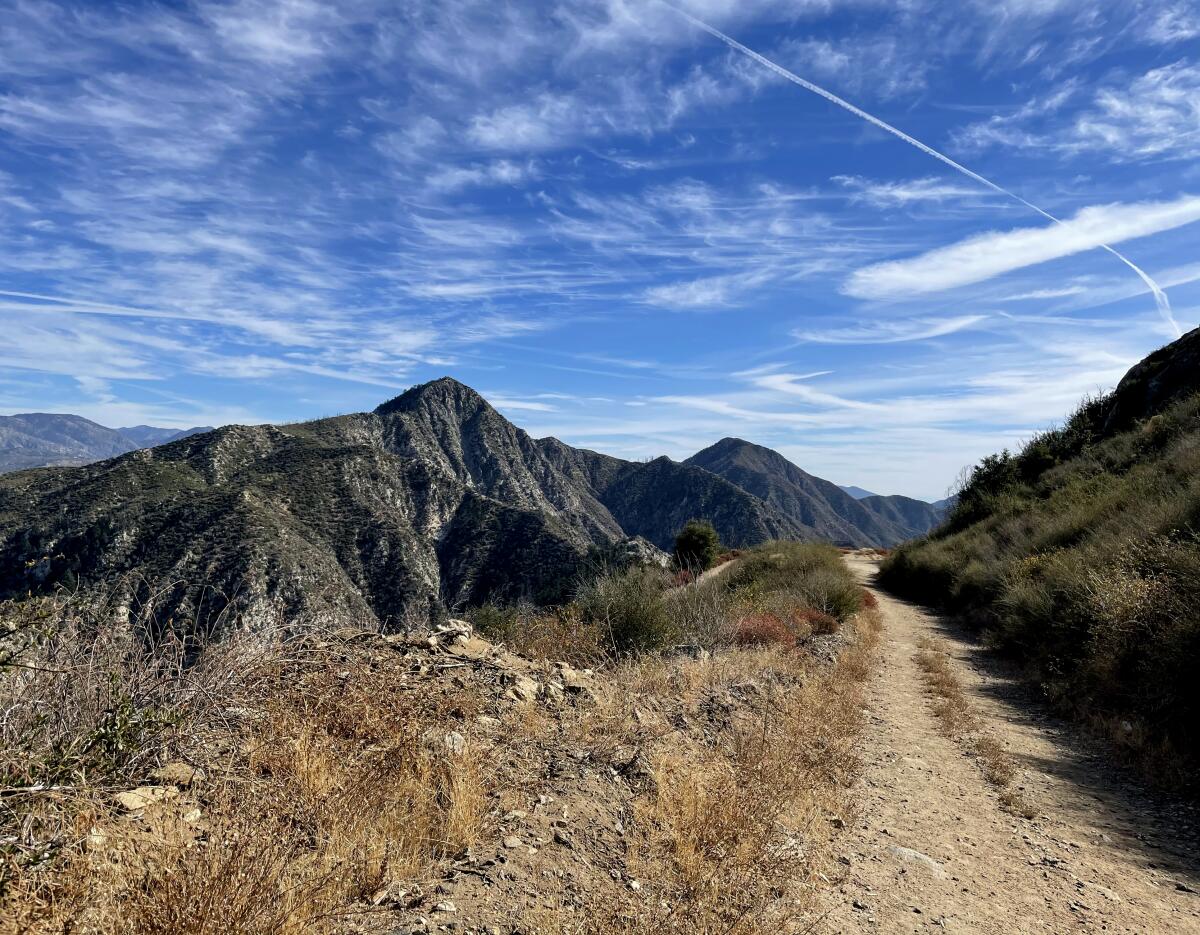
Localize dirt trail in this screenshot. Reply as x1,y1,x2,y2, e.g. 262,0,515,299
822,554,1200,934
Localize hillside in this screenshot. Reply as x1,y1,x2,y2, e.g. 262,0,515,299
0,413,212,473
687,437,944,547
0,380,946,634
880,326,1200,771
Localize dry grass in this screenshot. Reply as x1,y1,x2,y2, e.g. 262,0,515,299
2,546,883,934
914,636,1035,818
616,610,884,933
0,611,497,935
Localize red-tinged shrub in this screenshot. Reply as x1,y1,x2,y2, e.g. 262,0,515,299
860,589,879,609
672,568,695,587
734,613,796,648
793,607,840,636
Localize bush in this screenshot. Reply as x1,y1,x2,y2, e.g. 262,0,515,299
880,384,1200,779
726,543,862,622
575,565,675,654
733,613,796,648
794,606,839,636
673,520,720,572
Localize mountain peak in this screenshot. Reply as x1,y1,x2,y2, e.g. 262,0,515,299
374,377,489,417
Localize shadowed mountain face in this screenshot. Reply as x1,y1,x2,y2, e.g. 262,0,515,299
0,414,213,473
0,379,940,633
685,437,945,548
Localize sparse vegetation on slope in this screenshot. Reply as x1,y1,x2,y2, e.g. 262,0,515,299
1,541,877,933
880,327,1200,779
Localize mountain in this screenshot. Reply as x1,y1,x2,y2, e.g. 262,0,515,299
685,438,943,548
0,414,214,473
930,495,958,513
880,326,1200,765
0,380,941,634
117,425,214,448
839,484,877,500
0,380,809,632
859,494,946,541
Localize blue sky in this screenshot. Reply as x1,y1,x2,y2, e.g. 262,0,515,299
2,0,1198,499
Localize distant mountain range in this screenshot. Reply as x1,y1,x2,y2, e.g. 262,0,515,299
0,414,213,473
0,380,947,631
839,484,877,500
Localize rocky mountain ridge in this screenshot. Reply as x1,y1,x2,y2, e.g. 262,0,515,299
0,379,944,632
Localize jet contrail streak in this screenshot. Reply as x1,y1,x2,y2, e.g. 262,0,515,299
663,4,1181,336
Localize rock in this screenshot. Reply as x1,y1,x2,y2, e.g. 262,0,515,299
443,731,466,755
1084,883,1122,903
887,845,949,880
151,761,202,787
503,835,524,849
432,901,457,913
504,676,539,703
557,665,595,699
371,881,409,907
628,880,642,891
114,786,179,812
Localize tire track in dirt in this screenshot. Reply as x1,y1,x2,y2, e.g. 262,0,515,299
820,554,1200,934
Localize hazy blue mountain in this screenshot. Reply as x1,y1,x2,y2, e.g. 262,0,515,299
0,414,214,473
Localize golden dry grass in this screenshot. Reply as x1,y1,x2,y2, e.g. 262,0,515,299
0,630,495,935
596,610,883,934
2,549,883,934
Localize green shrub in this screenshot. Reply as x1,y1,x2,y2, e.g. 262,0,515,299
880,385,1200,778
673,519,720,572
726,542,862,621
575,564,674,654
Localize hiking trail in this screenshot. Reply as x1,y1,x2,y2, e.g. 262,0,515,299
821,553,1200,934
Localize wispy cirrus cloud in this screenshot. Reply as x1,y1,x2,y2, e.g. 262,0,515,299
955,61,1200,162
832,175,988,207
844,196,1200,299
793,315,988,344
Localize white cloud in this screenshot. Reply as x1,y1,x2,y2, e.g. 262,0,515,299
641,271,770,309
832,175,986,207
1143,4,1200,44
793,315,987,344
999,286,1088,300
955,62,1200,162
467,94,584,151
424,160,536,192
844,196,1200,299
777,35,932,99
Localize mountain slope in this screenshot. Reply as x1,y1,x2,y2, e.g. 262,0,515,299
859,494,946,540
880,326,1200,767
0,413,213,473
0,381,811,632
0,379,949,634
840,485,878,500
686,437,923,548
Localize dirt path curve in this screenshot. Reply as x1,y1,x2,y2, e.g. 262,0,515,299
820,553,1200,934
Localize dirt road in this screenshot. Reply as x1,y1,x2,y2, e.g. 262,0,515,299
821,554,1200,934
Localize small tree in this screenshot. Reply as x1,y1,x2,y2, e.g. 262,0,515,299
674,519,720,572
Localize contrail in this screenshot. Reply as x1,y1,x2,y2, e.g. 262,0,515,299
662,4,1181,336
